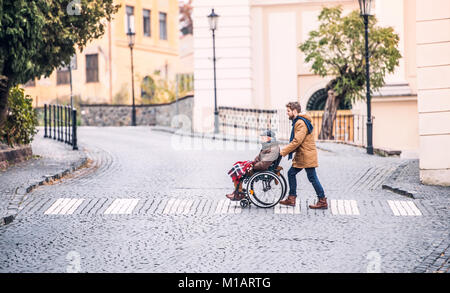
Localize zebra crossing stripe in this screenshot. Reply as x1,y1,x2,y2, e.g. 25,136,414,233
163,199,175,214
330,199,338,215
39,198,425,217
330,200,360,216
104,199,139,215
44,198,84,215
123,199,139,214
163,199,194,215
387,200,422,216
221,199,231,214
349,200,360,215
406,201,422,216
104,198,121,214
215,199,241,214
215,199,226,214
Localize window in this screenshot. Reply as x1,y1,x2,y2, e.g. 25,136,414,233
126,6,135,33
143,9,151,37
57,55,77,85
159,12,167,40
57,69,70,85
306,88,352,111
86,54,99,83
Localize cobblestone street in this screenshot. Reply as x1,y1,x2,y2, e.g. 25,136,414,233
0,127,448,273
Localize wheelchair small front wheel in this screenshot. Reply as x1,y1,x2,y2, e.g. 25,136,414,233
240,199,250,208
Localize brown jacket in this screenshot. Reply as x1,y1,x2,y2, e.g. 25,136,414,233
253,143,280,171
280,114,318,168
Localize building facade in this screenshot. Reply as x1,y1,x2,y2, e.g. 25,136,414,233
192,0,449,186
24,0,180,106
415,0,450,186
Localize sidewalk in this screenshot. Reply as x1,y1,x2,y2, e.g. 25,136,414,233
0,130,87,225
381,159,450,200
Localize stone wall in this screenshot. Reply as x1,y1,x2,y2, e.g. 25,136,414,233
0,144,32,171
79,95,193,127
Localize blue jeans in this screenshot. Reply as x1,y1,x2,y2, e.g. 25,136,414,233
287,167,325,198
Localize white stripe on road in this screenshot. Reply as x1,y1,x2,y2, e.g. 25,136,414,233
349,200,360,216
330,200,360,215
215,199,242,214
163,199,195,215
337,200,346,215
104,199,139,215
44,198,69,215
221,199,231,214
163,199,175,214
215,199,225,214
41,198,425,217
181,200,194,215
388,200,422,216
104,198,121,214
394,200,408,216
169,199,181,214
44,198,84,215
330,199,339,215
344,200,352,215
387,200,400,216
124,199,140,214
59,198,82,215
406,201,422,216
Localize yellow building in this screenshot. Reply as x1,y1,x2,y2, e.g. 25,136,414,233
24,0,180,106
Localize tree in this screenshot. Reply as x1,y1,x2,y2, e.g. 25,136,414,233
179,0,193,35
0,0,119,131
299,7,401,139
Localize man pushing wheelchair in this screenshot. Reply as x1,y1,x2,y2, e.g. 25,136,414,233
226,101,327,210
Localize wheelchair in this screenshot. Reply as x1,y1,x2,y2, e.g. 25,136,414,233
239,155,287,209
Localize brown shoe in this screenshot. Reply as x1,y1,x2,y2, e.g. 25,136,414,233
226,192,236,200
309,197,328,209
279,195,296,206
226,192,245,201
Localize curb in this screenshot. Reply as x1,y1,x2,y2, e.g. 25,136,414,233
381,184,416,199
381,162,417,199
0,153,89,227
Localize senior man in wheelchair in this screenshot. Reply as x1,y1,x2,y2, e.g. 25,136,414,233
226,130,280,201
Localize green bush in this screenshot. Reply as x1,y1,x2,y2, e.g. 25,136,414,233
0,86,38,146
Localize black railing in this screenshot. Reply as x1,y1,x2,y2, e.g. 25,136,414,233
43,104,78,150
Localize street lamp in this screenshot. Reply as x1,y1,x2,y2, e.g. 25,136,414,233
127,28,137,126
359,0,374,155
207,8,220,134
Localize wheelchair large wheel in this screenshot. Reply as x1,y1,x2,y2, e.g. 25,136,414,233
246,171,285,208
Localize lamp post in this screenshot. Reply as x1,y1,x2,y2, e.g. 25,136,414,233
207,9,220,134
359,0,374,155
127,28,137,126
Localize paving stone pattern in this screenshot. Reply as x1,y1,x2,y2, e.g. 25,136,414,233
0,127,448,273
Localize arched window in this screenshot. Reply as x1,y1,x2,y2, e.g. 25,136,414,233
306,88,352,111
141,76,156,100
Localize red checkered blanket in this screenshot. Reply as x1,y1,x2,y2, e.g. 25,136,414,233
228,160,253,184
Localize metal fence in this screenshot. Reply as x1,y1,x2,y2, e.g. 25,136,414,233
43,104,78,150
218,106,372,147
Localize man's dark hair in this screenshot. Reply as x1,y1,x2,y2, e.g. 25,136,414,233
286,102,302,113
